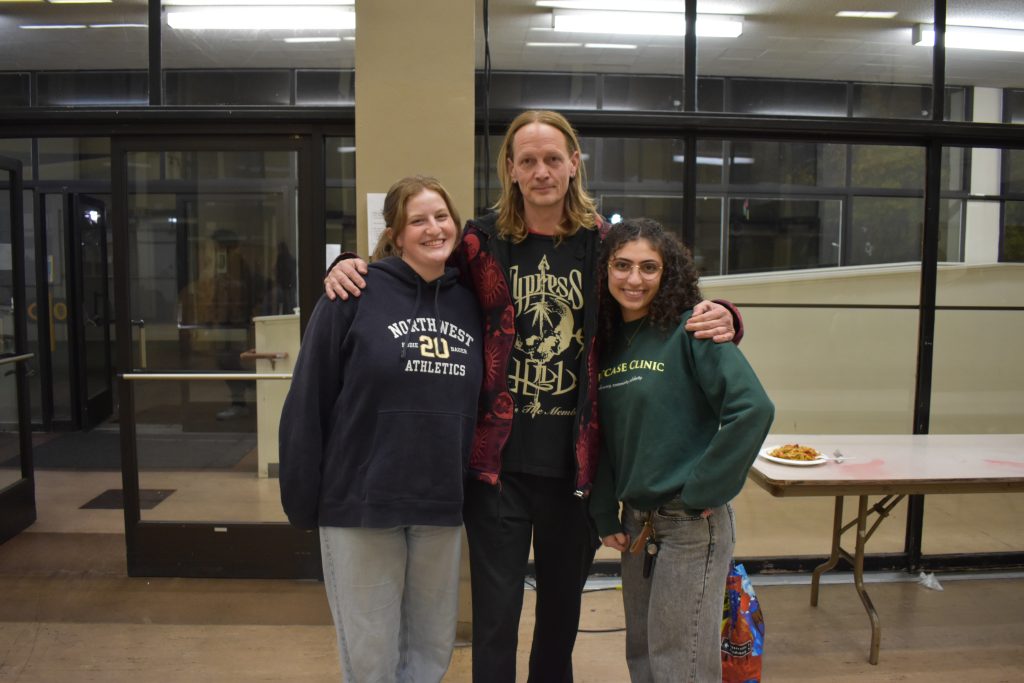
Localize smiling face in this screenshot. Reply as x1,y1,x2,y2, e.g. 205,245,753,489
607,238,664,322
507,122,580,219
393,189,457,281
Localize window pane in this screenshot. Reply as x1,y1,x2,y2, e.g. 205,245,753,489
728,141,846,188
849,197,922,265
1003,201,1024,263
326,136,356,257
728,198,842,273
38,138,111,183
947,1,1024,122
850,145,925,190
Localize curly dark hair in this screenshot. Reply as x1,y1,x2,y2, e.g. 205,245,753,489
598,217,703,350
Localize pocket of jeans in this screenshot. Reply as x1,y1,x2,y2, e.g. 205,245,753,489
654,503,704,521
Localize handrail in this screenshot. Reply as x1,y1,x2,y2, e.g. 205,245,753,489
121,372,292,381
0,353,34,367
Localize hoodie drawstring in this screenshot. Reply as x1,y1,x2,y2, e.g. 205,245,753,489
399,279,423,361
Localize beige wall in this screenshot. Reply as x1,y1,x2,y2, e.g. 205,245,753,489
354,0,476,256
702,263,1024,434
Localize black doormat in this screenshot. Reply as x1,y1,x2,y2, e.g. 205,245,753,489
81,488,175,510
13,430,256,470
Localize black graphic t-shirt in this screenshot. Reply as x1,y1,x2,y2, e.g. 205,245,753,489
501,232,586,478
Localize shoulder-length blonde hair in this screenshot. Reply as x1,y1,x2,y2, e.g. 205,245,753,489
493,110,598,243
371,175,462,261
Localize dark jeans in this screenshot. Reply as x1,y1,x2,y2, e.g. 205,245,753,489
463,472,599,683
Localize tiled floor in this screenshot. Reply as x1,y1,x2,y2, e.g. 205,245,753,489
2,445,1023,681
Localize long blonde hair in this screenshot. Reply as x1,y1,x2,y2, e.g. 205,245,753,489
493,110,598,243
371,175,463,261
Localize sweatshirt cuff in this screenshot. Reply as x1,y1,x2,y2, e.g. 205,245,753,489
592,510,623,539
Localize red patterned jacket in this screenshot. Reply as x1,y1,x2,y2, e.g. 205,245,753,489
456,213,604,496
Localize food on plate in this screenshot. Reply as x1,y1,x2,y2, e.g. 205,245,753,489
768,444,822,461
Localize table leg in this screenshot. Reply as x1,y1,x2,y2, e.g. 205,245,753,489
853,495,881,665
810,495,844,607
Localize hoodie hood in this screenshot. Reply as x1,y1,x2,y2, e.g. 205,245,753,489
370,255,461,289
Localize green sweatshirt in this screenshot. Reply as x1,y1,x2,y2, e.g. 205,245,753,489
590,312,774,538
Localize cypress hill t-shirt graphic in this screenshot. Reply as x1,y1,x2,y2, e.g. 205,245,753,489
502,235,586,477
508,253,584,417
386,315,477,377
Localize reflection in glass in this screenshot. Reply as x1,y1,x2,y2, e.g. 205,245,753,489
38,138,111,182
0,372,22,492
326,137,356,256
127,149,300,523
728,198,842,273
849,197,922,265
1005,201,1024,262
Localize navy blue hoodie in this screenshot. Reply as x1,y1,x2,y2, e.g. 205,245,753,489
278,257,483,530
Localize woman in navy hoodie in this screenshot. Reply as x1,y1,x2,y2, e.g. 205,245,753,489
279,176,483,682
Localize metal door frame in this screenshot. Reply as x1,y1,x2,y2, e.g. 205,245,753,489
0,155,37,544
111,136,323,578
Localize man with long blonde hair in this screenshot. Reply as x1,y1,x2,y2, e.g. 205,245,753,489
324,110,739,682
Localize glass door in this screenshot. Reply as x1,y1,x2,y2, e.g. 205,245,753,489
0,155,37,543
69,194,114,429
112,137,322,578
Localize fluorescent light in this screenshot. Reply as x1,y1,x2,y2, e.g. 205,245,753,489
836,11,898,19
552,10,742,38
913,24,1024,52
538,1,684,9
21,24,87,29
167,7,355,30
89,24,148,29
673,155,754,166
584,43,637,49
526,42,583,47
47,0,111,4
284,36,342,43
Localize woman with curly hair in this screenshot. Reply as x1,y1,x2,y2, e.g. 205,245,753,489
590,217,774,683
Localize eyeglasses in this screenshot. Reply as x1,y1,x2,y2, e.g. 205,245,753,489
608,259,663,280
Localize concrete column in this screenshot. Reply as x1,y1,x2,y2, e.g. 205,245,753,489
964,87,1002,264
354,0,476,256
354,0,476,640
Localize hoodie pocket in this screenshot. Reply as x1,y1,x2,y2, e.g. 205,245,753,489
364,410,471,505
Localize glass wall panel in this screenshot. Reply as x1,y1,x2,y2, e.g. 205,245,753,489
0,370,20,492
43,194,73,424
728,197,842,273
0,140,33,182
924,144,1024,556
1005,201,1024,262
162,3,355,105
0,2,147,73
326,136,357,260
165,71,292,107
0,74,30,108
38,138,111,183
946,2,1024,123
125,148,300,522
702,1,935,117
37,71,147,107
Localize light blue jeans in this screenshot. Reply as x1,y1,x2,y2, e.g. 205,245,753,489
319,525,462,683
621,502,735,683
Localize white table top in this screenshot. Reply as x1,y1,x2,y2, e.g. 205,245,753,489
749,434,1024,497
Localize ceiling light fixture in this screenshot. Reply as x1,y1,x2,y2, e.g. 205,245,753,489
584,43,636,49
283,36,342,43
552,10,742,38
538,0,683,9
526,42,584,47
47,1,112,4
90,23,148,29
913,24,1024,52
167,6,355,30
21,24,88,29
835,11,898,19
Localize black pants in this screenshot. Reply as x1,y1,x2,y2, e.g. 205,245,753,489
463,472,599,683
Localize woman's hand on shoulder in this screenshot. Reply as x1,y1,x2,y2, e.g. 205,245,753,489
685,300,734,343
601,532,630,552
